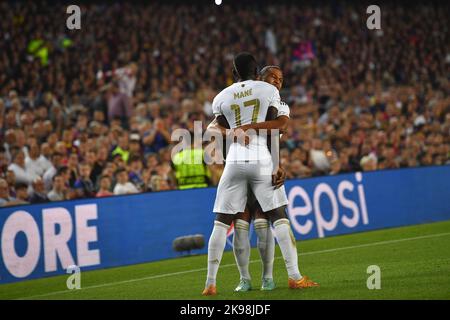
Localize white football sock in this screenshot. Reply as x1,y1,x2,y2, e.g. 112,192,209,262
254,218,275,279
205,220,229,287
233,219,251,281
273,218,301,280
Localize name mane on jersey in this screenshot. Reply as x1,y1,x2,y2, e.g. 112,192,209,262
234,88,252,99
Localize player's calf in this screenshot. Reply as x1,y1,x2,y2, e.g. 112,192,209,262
203,215,233,294
254,218,275,282
233,219,251,281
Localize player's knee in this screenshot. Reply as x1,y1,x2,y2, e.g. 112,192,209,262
254,218,270,247
233,219,250,250
235,211,251,223
234,219,250,233
254,218,270,230
273,217,290,228
267,206,288,224
215,213,234,226
254,209,268,220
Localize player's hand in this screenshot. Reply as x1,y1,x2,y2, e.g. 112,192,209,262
272,166,286,189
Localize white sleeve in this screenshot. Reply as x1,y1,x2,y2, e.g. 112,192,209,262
212,95,222,116
277,101,290,118
268,87,281,110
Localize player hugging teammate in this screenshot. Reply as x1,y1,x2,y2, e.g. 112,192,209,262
203,52,319,296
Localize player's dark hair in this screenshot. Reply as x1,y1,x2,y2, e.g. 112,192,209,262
260,65,281,78
233,52,258,81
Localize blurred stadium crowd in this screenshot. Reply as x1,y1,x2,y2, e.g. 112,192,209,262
0,1,449,205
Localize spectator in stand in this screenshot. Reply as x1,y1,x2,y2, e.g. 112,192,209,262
97,62,138,99
0,1,448,204
149,174,171,192
55,166,71,190
112,134,131,163
29,177,49,203
8,149,39,185
14,183,29,204
128,155,145,190
142,118,171,154
2,130,16,162
0,147,8,176
85,150,103,185
107,81,132,129
96,175,114,198
129,133,143,160
25,143,48,177
329,159,342,175
113,168,139,195
0,179,12,206
361,155,378,171
48,174,66,202
74,163,96,198
5,170,16,198
67,153,80,186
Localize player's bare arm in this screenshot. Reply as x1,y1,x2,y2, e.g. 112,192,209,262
211,109,288,135
206,117,227,136
207,115,250,145
238,114,289,134
272,166,286,189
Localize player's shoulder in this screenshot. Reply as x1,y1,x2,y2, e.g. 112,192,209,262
213,87,229,105
280,101,290,108
278,101,290,116
214,82,239,100
251,80,277,91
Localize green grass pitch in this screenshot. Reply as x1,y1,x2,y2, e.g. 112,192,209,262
2,220,450,300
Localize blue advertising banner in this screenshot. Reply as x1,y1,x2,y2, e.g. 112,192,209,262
0,165,449,284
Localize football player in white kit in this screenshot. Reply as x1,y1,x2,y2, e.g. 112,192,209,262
207,65,318,293
231,66,291,292
202,53,318,295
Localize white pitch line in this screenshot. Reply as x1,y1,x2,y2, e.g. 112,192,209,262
16,231,450,300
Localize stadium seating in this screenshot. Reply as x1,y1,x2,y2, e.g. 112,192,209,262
0,1,448,205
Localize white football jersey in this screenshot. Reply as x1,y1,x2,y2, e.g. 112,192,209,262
212,80,281,161
278,101,290,139
278,101,290,118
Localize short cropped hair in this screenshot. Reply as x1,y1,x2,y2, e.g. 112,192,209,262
233,52,258,80
260,65,282,78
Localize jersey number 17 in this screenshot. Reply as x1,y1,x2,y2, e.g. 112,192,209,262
230,98,260,126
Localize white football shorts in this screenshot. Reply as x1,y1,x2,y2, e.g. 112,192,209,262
213,160,288,214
